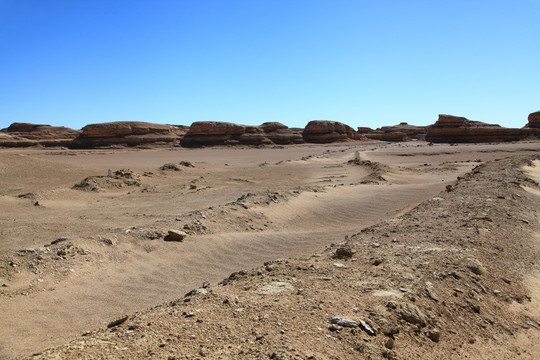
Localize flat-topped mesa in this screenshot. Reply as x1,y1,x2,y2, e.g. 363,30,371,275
180,121,304,147
70,121,188,148
302,120,356,143
425,114,533,143
526,111,540,128
0,123,80,147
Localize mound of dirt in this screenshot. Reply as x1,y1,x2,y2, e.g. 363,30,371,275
73,169,141,192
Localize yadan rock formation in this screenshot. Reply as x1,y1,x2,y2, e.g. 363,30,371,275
359,122,428,142
0,123,80,147
180,121,303,147
302,120,357,143
526,111,540,128
425,114,540,143
70,121,188,148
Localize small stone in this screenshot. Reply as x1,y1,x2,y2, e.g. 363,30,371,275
386,301,398,309
329,316,357,328
51,237,69,245
426,287,439,302
359,320,376,336
384,337,395,349
333,246,355,259
107,315,129,328
427,328,441,342
166,230,187,242
398,302,426,326
102,238,117,246
333,262,347,268
492,335,499,341
372,258,383,266
465,258,485,275
382,324,400,336
372,243,381,248
328,324,339,332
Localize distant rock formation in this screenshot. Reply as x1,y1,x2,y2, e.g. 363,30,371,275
0,123,80,147
425,114,538,143
260,122,304,145
180,121,303,147
526,111,540,128
302,120,356,143
360,122,428,142
70,122,188,148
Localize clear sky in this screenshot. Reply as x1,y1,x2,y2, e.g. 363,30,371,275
1,0,539,131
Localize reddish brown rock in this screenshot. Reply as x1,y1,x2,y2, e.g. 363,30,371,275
181,121,303,147
0,123,80,147
425,115,534,143
526,111,540,128
357,127,373,134
379,123,428,140
261,122,304,145
360,123,427,142
302,120,356,143
70,122,187,148
181,122,248,147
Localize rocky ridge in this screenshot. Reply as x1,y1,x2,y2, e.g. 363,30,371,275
2,111,539,148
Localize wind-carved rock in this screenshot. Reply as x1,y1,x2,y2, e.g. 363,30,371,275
181,121,304,147
302,120,356,143
0,123,80,147
70,121,188,148
426,114,540,143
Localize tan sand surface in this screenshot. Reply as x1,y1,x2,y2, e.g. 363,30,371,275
1,141,539,358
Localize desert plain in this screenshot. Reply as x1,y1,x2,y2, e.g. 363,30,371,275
1,140,540,359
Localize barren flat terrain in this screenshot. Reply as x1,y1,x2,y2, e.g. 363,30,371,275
1,141,539,359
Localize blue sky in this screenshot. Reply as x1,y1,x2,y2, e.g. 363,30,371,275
1,0,539,130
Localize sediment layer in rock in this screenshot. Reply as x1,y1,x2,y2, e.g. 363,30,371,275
180,121,304,147
70,121,188,148
0,123,80,147
302,120,357,143
426,114,540,143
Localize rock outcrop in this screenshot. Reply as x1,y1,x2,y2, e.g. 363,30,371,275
70,122,188,148
526,111,540,128
302,120,356,143
425,114,538,143
0,123,80,147
358,123,427,142
180,121,303,147
260,122,304,145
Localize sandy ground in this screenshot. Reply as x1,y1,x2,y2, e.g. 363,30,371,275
0,140,539,359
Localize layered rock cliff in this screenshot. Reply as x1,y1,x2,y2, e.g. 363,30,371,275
302,120,356,143
425,115,534,143
526,111,540,128
70,122,188,148
360,122,428,142
180,121,304,147
0,123,80,147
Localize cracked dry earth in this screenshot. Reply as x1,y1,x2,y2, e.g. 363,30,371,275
0,141,539,359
